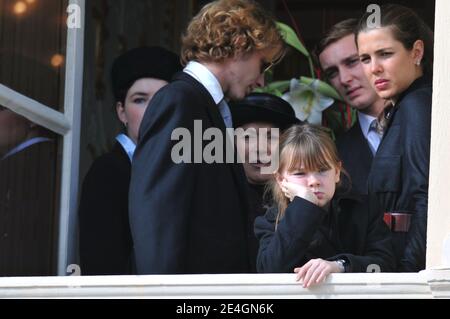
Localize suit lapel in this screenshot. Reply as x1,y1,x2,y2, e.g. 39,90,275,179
354,119,374,160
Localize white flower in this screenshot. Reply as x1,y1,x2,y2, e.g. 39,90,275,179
282,78,334,125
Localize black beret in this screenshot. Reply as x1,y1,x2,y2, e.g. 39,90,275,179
111,46,182,100
229,93,300,130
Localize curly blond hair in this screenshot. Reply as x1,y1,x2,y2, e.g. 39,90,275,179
181,0,284,65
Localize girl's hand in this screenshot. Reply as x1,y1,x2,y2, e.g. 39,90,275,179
281,180,318,205
294,258,341,288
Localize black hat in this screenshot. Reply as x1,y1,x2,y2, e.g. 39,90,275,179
230,93,299,130
111,46,182,101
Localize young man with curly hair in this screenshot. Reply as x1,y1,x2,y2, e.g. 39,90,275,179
129,0,284,274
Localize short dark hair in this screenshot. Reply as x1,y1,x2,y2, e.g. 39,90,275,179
355,4,434,76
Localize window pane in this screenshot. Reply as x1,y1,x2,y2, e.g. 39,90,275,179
0,0,68,111
0,106,60,276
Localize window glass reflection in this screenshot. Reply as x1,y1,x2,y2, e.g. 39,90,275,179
0,106,59,276
0,0,67,111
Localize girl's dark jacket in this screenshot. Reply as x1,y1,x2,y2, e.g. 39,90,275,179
255,194,396,273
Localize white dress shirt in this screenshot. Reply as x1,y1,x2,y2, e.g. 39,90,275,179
116,133,136,162
183,61,233,128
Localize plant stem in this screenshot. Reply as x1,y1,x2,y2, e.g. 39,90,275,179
308,56,315,79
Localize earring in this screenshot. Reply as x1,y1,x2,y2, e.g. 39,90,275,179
416,60,421,66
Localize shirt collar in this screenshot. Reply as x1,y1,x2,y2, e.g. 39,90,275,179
1,137,51,160
115,133,136,161
357,112,377,139
183,61,224,104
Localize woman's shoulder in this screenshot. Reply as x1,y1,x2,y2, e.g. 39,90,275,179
401,87,432,107
397,77,432,113
83,144,130,184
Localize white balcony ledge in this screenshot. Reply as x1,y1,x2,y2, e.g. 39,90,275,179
0,269,449,299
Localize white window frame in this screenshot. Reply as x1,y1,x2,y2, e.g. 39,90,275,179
57,0,85,275
0,0,85,276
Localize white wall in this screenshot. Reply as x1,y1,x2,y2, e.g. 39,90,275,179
426,0,450,269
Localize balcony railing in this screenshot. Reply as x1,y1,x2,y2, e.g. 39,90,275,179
0,269,449,298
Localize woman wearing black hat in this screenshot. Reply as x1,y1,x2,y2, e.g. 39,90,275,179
78,46,181,275
230,92,299,272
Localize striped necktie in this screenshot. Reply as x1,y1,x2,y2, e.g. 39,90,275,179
217,98,233,128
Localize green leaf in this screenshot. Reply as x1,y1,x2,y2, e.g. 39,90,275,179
265,80,290,92
276,22,309,57
253,87,281,96
299,76,343,101
255,80,290,96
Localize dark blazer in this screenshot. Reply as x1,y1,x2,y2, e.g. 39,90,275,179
129,72,251,274
78,142,134,275
255,195,395,273
336,119,373,195
368,76,432,272
0,140,57,276
246,183,270,273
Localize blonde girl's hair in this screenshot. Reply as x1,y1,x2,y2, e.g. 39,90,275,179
271,124,343,226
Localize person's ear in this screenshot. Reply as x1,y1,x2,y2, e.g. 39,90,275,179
335,162,342,184
116,102,127,126
276,172,284,188
412,40,424,66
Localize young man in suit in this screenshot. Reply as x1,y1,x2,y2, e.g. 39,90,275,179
315,19,386,195
129,0,284,274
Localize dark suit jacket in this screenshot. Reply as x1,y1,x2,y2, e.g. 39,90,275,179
78,142,134,275
0,140,57,276
129,72,251,274
368,76,432,272
255,195,395,273
246,183,270,273
336,119,373,195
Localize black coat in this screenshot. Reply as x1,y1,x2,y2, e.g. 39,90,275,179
255,195,396,273
78,142,134,275
246,183,270,273
368,76,432,272
336,119,373,195
129,72,251,274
